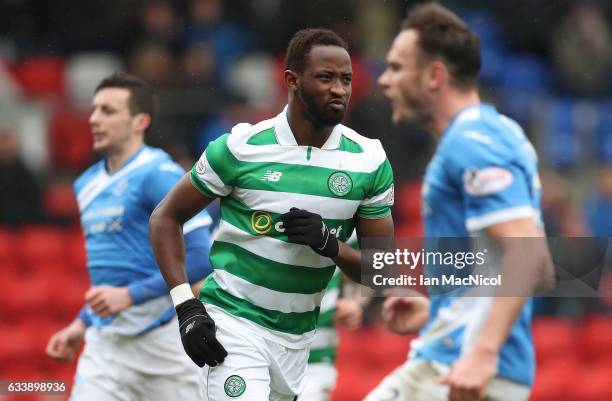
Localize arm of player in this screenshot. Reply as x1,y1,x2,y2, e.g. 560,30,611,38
46,313,88,362
333,215,394,283
281,209,394,283
440,218,552,401
84,228,212,317
149,174,214,289
149,173,227,367
127,227,213,304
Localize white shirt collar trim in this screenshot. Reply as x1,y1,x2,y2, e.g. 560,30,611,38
274,105,343,149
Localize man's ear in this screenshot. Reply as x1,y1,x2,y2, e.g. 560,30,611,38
134,113,152,134
285,70,300,91
426,60,449,92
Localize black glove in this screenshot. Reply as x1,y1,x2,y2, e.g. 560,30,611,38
175,298,228,367
281,207,339,257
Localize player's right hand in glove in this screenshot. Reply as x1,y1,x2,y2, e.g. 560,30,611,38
175,298,228,367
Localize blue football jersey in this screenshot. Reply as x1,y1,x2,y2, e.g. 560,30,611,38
75,146,212,335
414,104,542,386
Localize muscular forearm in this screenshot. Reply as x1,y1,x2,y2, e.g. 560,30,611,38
149,210,188,289
332,241,362,283
473,297,527,353
473,238,541,353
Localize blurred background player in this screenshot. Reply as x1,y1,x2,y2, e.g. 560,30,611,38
45,72,213,401
371,3,552,401
302,269,365,401
149,28,394,400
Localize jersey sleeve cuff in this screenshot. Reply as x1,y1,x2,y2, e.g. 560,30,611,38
357,206,392,219
127,283,147,305
465,205,535,231
78,306,93,327
190,169,225,198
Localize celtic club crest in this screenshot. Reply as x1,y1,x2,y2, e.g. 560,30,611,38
224,375,246,397
328,171,353,197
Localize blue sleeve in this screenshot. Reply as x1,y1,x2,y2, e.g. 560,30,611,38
128,227,213,304
143,161,184,209
445,134,535,232
78,305,93,327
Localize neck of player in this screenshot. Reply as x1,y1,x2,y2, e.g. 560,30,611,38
433,89,480,137
105,140,143,174
286,103,334,148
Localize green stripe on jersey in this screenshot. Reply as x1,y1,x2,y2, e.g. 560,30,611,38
205,133,240,186
357,205,392,219
237,163,371,201
326,271,342,290
338,135,364,153
368,158,393,195
246,127,278,145
210,241,335,294
317,309,335,327
220,196,355,242
200,277,319,334
308,346,337,363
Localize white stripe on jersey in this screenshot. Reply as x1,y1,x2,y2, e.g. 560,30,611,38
465,205,535,232
231,188,359,219
77,148,161,211
212,270,325,314
360,185,394,207
320,287,340,313
237,144,382,173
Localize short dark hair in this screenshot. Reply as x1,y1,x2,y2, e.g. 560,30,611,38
95,72,158,134
284,28,349,73
402,2,481,88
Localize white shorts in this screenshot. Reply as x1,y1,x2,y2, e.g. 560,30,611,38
202,305,310,401
300,362,337,401
363,359,530,401
70,317,203,401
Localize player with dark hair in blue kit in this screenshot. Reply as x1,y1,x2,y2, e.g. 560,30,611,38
46,73,211,401
371,3,552,401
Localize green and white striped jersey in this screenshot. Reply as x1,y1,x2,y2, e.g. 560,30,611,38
190,107,394,348
309,268,342,363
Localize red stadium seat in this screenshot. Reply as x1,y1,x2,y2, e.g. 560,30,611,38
333,325,412,401
566,363,612,401
6,272,56,317
532,317,577,365
578,314,612,362
43,181,79,224
44,271,89,320
14,226,68,270
63,229,88,276
394,180,424,237
0,323,38,364
529,358,576,401
9,56,65,98
0,226,18,268
49,108,94,171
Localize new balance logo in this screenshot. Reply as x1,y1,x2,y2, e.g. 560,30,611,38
261,171,283,182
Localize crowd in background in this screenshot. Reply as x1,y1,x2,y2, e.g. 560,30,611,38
0,0,611,316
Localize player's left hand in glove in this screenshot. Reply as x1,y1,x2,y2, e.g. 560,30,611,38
176,298,228,367
281,207,339,257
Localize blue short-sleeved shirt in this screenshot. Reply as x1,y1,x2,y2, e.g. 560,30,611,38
415,104,542,386
75,146,211,335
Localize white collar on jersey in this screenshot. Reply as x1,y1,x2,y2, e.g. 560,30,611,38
274,105,343,149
